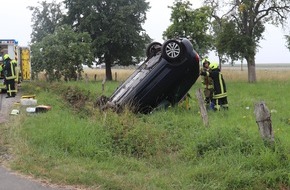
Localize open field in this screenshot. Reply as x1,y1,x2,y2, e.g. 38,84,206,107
1,65,290,190
35,63,290,82
82,64,290,82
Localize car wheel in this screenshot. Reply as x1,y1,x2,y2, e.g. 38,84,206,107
146,42,162,58
162,39,184,62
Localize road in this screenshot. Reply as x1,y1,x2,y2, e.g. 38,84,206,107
0,166,69,190
0,92,71,190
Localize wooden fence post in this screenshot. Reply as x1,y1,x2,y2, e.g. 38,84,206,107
254,101,274,143
85,73,89,83
94,74,97,81
115,72,117,81
195,88,209,127
102,78,106,93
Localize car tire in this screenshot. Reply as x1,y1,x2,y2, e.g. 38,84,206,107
162,39,184,62
146,42,162,58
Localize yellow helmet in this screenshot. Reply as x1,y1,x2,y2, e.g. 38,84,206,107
209,62,218,70
202,58,210,67
202,58,209,63
3,54,10,60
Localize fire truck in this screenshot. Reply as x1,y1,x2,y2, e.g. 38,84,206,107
0,39,31,91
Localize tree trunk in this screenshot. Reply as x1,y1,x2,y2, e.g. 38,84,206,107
104,54,113,81
246,55,256,83
240,59,244,71
218,55,222,71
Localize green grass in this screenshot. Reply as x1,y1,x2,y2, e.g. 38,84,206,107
1,79,290,190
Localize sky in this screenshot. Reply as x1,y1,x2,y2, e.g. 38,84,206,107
1,0,290,64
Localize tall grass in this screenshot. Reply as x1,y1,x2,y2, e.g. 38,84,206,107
1,68,290,190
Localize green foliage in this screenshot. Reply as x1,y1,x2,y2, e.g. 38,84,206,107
205,0,290,82
29,1,64,43
63,0,151,80
4,80,290,189
29,0,151,81
213,20,245,64
164,1,213,57
31,25,94,81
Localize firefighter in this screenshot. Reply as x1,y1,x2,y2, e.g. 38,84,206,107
200,58,214,106
200,62,228,111
3,54,17,98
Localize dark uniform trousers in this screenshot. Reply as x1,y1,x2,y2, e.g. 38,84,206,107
6,77,17,97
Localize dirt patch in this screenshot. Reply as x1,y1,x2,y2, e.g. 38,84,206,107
0,91,21,162
0,92,21,124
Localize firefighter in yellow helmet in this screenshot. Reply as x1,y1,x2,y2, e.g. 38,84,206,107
200,61,228,110
3,54,17,98
200,58,214,106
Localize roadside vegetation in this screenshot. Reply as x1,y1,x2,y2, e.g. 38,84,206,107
22,0,290,188
1,68,290,190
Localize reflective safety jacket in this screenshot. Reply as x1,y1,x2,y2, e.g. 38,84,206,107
3,59,16,80
205,68,227,99
200,67,213,89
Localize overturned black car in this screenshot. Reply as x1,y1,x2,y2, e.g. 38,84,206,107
105,38,200,114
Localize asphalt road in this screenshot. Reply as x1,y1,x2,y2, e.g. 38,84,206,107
0,92,71,190
0,166,68,190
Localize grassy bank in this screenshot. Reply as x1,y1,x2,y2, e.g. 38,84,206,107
1,69,290,190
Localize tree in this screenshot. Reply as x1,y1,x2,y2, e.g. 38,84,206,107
28,0,64,43
30,25,94,81
163,1,213,57
213,19,246,67
63,0,151,80
29,1,94,81
285,34,290,50
204,0,290,83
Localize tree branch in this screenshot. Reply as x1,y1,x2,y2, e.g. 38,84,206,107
255,5,290,25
